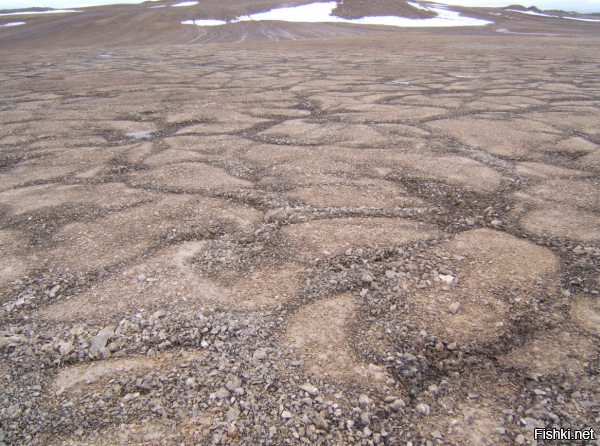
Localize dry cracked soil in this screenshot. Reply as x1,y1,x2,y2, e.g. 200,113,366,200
1,1,600,445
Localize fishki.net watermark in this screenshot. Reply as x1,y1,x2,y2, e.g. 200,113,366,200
534,428,596,442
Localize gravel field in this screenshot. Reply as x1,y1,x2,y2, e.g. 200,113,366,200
1,2,600,444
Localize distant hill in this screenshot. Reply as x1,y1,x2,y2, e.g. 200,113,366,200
332,0,437,19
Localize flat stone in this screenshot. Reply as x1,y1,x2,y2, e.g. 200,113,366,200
299,383,319,396
89,326,116,350
439,274,454,284
58,340,74,356
416,403,431,416
389,399,406,411
448,302,461,314
264,208,287,223
358,394,372,406
216,387,231,399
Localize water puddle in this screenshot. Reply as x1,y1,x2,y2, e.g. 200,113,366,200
0,21,24,26
149,4,165,7
182,1,492,28
390,79,411,84
125,130,155,139
0,9,80,16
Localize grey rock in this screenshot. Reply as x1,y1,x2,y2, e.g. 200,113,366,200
90,326,116,350
431,429,443,439
314,412,329,431
360,412,371,426
152,309,166,319
7,405,21,420
225,376,242,392
389,399,406,411
358,394,371,406
216,387,230,399
264,208,287,223
58,340,74,356
227,406,240,421
253,348,267,362
416,403,430,416
448,302,461,314
186,377,200,391
299,383,319,396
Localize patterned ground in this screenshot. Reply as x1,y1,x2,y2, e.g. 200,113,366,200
0,23,599,446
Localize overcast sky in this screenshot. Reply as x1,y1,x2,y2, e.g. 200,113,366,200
1,0,599,13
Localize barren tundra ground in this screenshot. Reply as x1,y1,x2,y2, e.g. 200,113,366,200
1,3,600,445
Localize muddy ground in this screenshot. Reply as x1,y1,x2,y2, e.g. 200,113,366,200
0,3,600,445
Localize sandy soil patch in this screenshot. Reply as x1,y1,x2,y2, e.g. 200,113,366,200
39,239,300,321
143,149,207,167
553,136,599,155
428,117,561,157
283,218,439,261
330,104,446,122
258,119,405,148
515,161,586,179
47,196,260,271
577,148,600,168
522,178,600,210
123,142,155,164
499,329,598,377
174,112,267,134
0,229,31,287
412,229,559,346
163,135,253,156
0,183,154,216
347,150,503,193
128,162,253,190
282,293,390,386
465,95,547,111
289,180,422,208
519,204,600,241
530,107,600,134
570,294,600,336
0,147,123,190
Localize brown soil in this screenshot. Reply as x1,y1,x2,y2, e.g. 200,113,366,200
332,0,437,19
2,4,600,445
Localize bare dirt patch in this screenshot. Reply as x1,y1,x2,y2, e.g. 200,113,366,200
283,217,439,261
282,293,390,386
522,178,600,210
519,204,600,241
289,180,422,208
128,162,253,190
411,229,560,346
0,183,154,217
570,294,600,336
428,117,561,158
47,195,261,271
143,149,207,167
332,0,436,19
499,329,598,377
